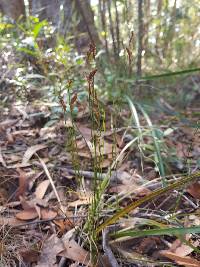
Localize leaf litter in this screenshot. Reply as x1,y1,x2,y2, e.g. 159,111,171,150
0,84,200,266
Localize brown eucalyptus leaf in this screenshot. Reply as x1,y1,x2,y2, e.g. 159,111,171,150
15,208,38,221
37,234,64,267
187,182,200,199
35,179,50,199
40,208,57,220
160,250,200,267
15,168,28,199
59,238,91,266
22,144,47,164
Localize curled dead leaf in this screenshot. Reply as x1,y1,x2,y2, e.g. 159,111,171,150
53,219,74,233
15,208,38,221
16,168,28,199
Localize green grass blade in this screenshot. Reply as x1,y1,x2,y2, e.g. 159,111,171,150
111,136,139,169
96,171,200,234
126,96,143,139
140,67,200,80
116,68,200,83
137,104,166,185
111,225,200,239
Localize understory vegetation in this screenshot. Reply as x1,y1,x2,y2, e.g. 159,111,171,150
0,1,200,266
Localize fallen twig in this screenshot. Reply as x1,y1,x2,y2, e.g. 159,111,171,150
37,154,65,213
102,225,120,267
10,215,87,228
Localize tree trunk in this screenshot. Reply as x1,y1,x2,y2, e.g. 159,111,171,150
155,0,163,63
114,0,120,55
30,0,60,26
107,0,118,60
136,0,143,78
75,0,101,46
0,0,25,20
143,0,150,55
99,0,109,57
29,0,100,51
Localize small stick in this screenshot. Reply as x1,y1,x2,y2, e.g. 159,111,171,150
37,155,65,213
102,225,120,267
11,215,87,228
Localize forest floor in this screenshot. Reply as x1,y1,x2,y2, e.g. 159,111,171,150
0,67,200,267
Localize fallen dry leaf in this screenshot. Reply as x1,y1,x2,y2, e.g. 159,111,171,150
160,250,200,267
59,234,91,266
176,142,187,158
169,238,199,257
19,196,35,210
6,201,21,208
40,208,57,220
97,140,116,156
68,198,91,207
0,119,18,131
11,129,37,137
101,158,112,168
187,182,200,199
0,206,6,213
37,234,64,267
5,154,21,164
0,146,6,167
29,171,44,190
111,170,133,185
77,138,117,159
53,218,74,233
15,168,28,199
22,144,47,165
109,183,151,196
0,188,8,203
6,131,14,143
77,124,92,140
35,179,50,199
68,192,91,207
0,216,22,226
173,243,195,258
19,249,39,264
77,150,92,158
109,184,131,193
15,208,38,221
7,162,32,168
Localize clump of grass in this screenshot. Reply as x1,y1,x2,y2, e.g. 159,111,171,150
83,44,108,263
96,170,200,234
62,42,200,265
126,96,167,184
61,43,112,264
